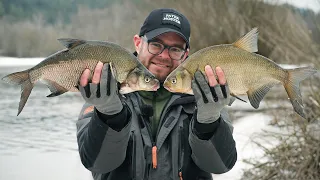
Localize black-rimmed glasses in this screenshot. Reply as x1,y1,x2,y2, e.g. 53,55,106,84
142,36,186,61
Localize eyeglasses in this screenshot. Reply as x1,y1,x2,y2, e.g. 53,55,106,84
142,36,186,61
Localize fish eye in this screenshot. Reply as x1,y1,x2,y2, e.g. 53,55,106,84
171,78,177,84
144,76,151,83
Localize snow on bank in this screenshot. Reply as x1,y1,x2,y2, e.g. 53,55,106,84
0,56,44,66
0,150,92,180
213,112,273,180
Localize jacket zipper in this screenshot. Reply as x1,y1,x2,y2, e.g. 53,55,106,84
148,92,174,169
140,107,157,169
152,95,181,170
178,126,184,180
152,92,157,141
130,131,136,180
141,94,189,172
145,119,157,169
150,92,159,169
155,94,173,138
133,92,158,170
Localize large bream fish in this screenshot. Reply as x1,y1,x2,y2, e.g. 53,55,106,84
2,39,160,116
163,28,318,118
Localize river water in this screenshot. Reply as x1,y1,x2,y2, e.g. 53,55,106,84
0,65,92,180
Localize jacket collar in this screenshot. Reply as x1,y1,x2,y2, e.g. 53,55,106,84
138,84,171,101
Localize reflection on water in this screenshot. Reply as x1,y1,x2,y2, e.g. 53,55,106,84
0,66,92,180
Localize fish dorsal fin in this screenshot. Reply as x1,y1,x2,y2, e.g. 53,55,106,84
232,27,258,52
58,38,86,49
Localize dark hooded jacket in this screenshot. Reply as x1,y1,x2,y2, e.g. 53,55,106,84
76,84,237,180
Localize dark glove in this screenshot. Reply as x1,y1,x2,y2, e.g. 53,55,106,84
79,63,123,115
191,70,231,123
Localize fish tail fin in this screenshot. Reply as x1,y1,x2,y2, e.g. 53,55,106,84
2,70,29,85
2,70,34,116
284,67,317,119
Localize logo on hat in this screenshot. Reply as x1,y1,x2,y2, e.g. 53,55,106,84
162,13,182,28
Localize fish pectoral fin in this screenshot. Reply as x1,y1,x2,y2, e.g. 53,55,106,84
42,79,68,97
230,94,247,104
185,88,194,95
57,38,86,49
228,96,237,105
232,27,258,53
247,82,278,109
47,91,66,97
119,83,135,94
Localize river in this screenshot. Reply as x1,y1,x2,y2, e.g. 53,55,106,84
0,64,92,180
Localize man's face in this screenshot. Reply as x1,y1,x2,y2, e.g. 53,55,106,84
133,32,189,82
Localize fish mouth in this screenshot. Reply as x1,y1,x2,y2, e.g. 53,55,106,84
163,84,172,92
163,85,187,94
163,81,170,91
153,83,160,91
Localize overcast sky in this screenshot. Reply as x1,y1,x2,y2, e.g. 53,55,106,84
275,0,320,12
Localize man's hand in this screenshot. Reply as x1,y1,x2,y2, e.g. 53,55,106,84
79,61,123,115
192,65,231,123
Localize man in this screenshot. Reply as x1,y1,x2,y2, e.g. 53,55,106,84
76,8,237,180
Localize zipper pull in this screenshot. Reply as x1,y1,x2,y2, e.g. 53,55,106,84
152,145,157,169
179,171,183,180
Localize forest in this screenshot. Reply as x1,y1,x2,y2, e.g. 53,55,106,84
0,0,319,60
